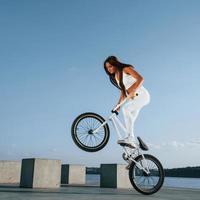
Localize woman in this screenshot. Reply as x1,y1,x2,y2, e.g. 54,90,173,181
104,56,150,148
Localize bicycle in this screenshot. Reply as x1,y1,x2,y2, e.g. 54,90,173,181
71,95,165,195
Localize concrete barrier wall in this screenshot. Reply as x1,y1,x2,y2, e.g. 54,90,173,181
20,158,61,188
1,159,133,189
100,164,132,188
0,161,21,184
61,164,85,185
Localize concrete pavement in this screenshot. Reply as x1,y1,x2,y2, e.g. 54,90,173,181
0,184,200,200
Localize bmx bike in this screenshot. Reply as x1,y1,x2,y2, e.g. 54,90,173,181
71,95,165,195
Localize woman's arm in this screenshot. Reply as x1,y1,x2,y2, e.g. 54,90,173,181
117,90,125,104
115,90,125,111
123,66,144,95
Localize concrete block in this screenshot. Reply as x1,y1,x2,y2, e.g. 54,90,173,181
0,161,21,183
61,164,85,185
20,158,61,188
100,164,132,188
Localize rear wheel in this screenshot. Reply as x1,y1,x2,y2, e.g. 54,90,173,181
129,154,165,195
71,112,110,152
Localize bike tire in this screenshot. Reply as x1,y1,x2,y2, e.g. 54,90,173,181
71,112,110,152
129,154,165,195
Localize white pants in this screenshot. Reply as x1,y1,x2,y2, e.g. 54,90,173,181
121,87,150,141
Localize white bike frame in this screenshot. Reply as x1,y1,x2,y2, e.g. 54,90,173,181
92,97,150,174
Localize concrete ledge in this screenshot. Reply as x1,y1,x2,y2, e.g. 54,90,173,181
100,164,132,188
20,158,61,188
0,161,21,184
61,164,85,185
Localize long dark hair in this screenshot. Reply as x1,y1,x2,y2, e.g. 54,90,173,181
103,56,134,97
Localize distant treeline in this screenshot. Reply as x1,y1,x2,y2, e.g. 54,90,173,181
164,166,200,178
86,166,200,178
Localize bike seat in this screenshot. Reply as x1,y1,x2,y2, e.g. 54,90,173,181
117,141,136,149
137,137,149,151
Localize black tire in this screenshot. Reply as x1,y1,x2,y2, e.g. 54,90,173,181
129,154,165,195
71,112,110,152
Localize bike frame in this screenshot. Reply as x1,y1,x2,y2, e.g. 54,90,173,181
92,97,150,174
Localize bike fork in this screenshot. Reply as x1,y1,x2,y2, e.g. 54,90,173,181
122,147,150,174
92,113,115,134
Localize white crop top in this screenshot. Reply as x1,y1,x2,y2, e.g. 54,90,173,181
115,71,146,95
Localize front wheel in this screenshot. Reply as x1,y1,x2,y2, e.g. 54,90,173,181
129,154,165,195
71,112,110,152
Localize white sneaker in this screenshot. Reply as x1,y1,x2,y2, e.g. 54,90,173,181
117,136,136,149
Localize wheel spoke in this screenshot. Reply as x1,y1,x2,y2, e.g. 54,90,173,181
84,118,91,129
82,134,90,145
92,135,99,144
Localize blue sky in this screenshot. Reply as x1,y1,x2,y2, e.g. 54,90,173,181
0,0,200,168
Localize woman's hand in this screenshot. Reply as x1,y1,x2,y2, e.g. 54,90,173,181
115,106,120,112
127,90,137,100
115,102,121,112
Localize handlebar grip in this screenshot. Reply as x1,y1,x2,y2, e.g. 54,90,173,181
111,109,119,115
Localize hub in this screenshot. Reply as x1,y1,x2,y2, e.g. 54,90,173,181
88,129,93,135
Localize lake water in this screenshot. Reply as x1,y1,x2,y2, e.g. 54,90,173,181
86,174,200,189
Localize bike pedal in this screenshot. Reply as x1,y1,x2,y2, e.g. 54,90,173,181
125,162,132,170
125,165,130,170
